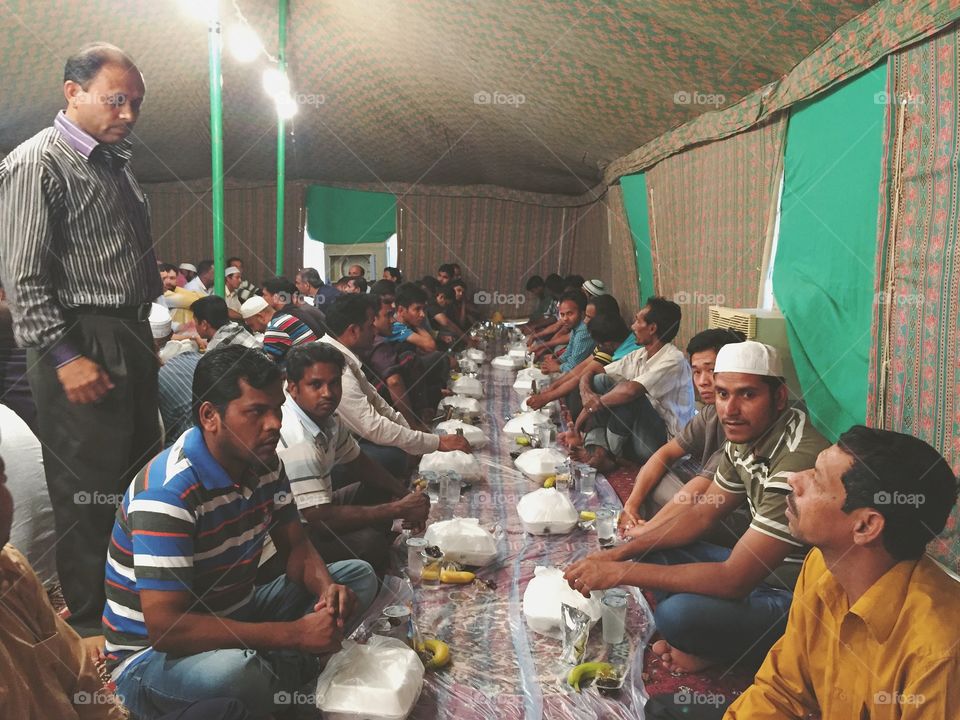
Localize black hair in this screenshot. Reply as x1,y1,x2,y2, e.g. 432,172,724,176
588,312,630,345
298,267,322,289
64,42,136,87
450,278,467,290
286,343,346,383
191,295,229,329
196,260,214,276
437,263,456,276
158,262,178,274
396,282,428,308
227,256,243,266
262,276,296,296
686,328,746,357
526,275,545,291
837,426,958,561
420,276,440,293
544,273,565,295
325,294,376,336
588,293,620,318
643,296,682,344
558,289,587,313
350,276,368,293
370,279,396,299
383,266,402,282
564,274,586,289
192,346,281,426
436,285,456,302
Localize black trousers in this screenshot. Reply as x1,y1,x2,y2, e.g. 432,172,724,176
27,313,161,636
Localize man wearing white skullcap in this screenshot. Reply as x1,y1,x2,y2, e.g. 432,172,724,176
149,303,197,364
566,339,828,676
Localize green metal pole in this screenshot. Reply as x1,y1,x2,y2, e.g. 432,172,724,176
208,11,226,296
275,0,288,275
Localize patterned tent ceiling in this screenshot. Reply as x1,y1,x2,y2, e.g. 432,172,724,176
0,0,877,196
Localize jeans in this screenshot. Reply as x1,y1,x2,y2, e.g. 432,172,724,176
116,562,379,720
643,542,792,669
583,374,668,461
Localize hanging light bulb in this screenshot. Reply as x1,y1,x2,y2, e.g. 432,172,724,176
178,0,218,23
228,24,263,63
262,67,290,99
276,94,299,120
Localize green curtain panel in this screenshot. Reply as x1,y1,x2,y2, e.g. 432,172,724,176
869,28,960,574
774,64,886,442
306,185,397,246
618,174,655,306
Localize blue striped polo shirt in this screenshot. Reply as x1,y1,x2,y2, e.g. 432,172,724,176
102,426,298,678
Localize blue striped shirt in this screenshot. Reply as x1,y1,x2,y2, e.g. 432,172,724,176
102,427,298,678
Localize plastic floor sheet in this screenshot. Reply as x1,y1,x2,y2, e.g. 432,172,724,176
374,365,656,720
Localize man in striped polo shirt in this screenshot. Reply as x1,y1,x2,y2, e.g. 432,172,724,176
103,347,377,719
241,295,318,366
0,43,162,637
565,342,828,674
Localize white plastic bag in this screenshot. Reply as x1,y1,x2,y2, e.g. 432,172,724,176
451,375,483,398
465,348,486,363
513,447,566,481
516,487,579,534
424,518,499,566
439,395,481,413
315,636,424,720
513,367,550,397
492,354,525,370
435,420,488,449
502,410,552,438
521,396,559,418
418,450,482,480
522,566,603,638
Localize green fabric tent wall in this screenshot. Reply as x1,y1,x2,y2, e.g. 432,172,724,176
305,185,397,245
773,63,887,440
618,174,655,303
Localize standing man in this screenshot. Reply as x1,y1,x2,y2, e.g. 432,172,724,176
0,43,162,637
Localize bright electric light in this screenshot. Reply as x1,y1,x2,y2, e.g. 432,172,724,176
178,0,218,23
228,24,262,63
262,67,290,99
276,94,299,120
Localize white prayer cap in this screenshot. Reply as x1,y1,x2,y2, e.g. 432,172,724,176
225,266,241,277
582,279,608,297
149,303,172,339
714,340,783,378
179,263,197,273
241,296,269,319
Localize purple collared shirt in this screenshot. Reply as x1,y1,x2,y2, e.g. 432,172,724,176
53,111,99,158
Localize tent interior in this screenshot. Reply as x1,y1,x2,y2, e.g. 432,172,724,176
2,0,959,713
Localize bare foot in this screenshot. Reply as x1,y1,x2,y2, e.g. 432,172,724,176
651,639,714,674
575,445,617,474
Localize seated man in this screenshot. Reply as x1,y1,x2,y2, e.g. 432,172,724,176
192,295,260,351
726,426,959,719
382,266,402,283
572,296,694,471
522,273,565,336
426,285,467,346
0,455,254,720
565,341,829,673
104,347,378,719
528,290,585,361
540,290,593,374
262,275,326,337
223,266,244,320
319,295,470,477
159,263,205,331
264,343,430,577
240,295,318,366
393,282,438,353
335,276,366,294
620,328,745,530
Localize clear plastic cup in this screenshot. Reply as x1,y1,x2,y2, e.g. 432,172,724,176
596,508,616,547
406,537,428,581
579,466,597,497
536,423,555,449
601,594,628,644
421,553,442,586
439,472,460,505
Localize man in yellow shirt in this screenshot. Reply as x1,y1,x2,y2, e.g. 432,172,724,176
725,425,959,719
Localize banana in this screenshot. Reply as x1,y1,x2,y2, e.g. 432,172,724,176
420,567,440,582
516,436,531,446
567,661,617,692
543,475,556,488
416,638,450,670
579,511,596,521
439,568,476,584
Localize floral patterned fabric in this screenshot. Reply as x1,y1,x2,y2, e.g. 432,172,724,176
869,25,960,573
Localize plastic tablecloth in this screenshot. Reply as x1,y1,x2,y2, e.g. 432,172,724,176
364,365,655,720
